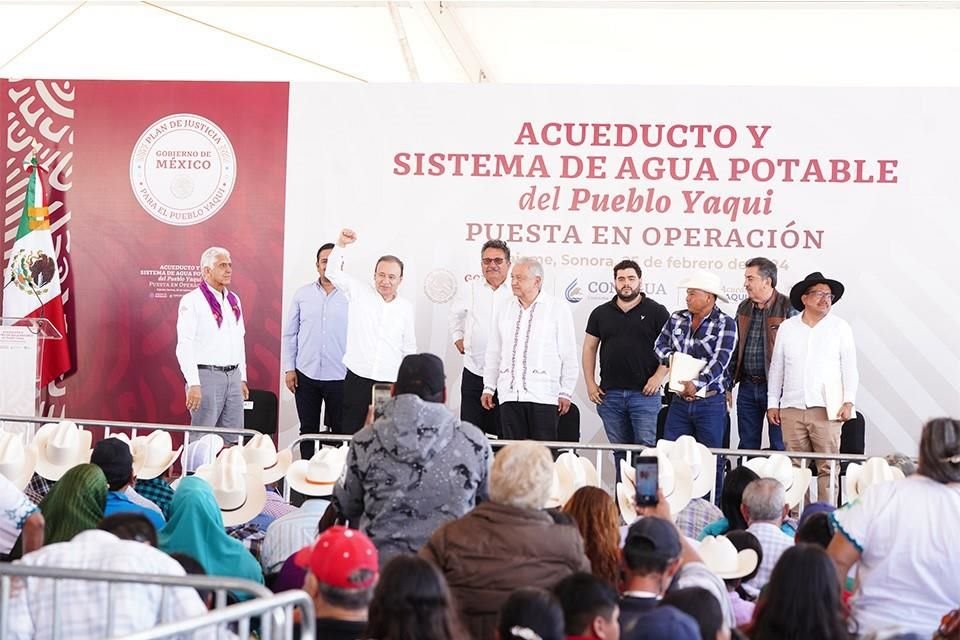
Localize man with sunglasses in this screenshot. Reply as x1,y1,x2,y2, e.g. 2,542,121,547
449,240,513,436
767,271,859,503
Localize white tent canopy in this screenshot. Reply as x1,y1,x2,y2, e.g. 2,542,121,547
2,1,960,85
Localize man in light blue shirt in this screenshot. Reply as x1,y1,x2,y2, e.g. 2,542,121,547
282,243,349,458
91,439,166,533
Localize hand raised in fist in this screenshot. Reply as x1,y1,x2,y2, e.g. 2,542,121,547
338,228,358,247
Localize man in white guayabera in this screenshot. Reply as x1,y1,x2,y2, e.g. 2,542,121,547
176,246,248,443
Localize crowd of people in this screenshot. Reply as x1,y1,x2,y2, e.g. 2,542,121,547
1,368,958,639
0,234,957,639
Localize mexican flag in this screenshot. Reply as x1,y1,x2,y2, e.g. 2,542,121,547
2,157,72,387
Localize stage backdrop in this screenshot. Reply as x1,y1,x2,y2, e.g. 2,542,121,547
4,80,959,456
283,84,960,456
1,79,288,425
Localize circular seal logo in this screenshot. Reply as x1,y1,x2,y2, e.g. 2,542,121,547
424,269,457,304
130,113,236,226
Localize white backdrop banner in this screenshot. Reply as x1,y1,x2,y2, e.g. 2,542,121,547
282,84,960,456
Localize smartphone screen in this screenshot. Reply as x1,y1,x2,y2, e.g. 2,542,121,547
634,456,659,506
371,383,392,420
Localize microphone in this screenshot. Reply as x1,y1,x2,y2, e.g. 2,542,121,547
2,269,14,291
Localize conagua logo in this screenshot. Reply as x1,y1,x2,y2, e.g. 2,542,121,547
564,279,583,303
130,113,236,226
9,248,56,295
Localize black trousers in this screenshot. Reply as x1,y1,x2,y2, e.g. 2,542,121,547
460,368,501,437
341,369,389,435
500,401,560,441
294,371,344,459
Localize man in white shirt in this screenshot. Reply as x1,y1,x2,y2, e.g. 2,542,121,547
0,473,44,560
327,228,416,434
449,239,513,436
5,529,215,640
481,258,579,441
176,247,248,443
767,271,858,502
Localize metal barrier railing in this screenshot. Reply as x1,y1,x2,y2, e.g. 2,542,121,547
285,433,872,506
118,589,315,640
0,565,300,640
0,414,261,478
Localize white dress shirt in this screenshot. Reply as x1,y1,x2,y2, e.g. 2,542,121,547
326,245,416,382
176,286,247,387
5,529,215,640
483,292,580,405
448,277,514,376
767,313,858,411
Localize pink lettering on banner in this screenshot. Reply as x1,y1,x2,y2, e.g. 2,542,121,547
394,120,901,252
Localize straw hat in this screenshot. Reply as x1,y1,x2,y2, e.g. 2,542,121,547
131,430,182,480
285,444,348,497
698,535,759,579
844,457,905,501
553,451,600,506
657,436,716,499
239,434,292,484
743,454,813,509
679,271,729,303
195,447,267,526
617,451,694,525
34,421,93,481
0,431,38,490
544,468,564,509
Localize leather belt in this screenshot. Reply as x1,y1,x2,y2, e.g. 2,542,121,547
198,364,238,372
683,390,719,402
744,375,766,384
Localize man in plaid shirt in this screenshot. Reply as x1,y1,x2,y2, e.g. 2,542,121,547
655,272,737,496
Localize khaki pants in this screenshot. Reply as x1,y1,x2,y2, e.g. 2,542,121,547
780,406,842,503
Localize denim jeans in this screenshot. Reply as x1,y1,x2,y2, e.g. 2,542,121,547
596,389,661,479
664,393,727,498
736,378,784,451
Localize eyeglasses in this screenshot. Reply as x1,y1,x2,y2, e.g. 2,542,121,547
482,258,506,266
805,291,835,301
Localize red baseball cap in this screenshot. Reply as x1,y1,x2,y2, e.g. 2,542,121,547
294,525,379,590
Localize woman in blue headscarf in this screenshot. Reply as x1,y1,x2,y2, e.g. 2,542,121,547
158,476,263,598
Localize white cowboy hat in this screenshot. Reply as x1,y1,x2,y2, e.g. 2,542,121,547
240,434,292,485
104,433,145,478
285,444,348,497
679,271,729,303
0,431,38,490
698,535,760,580
33,421,93,481
183,434,225,473
132,431,183,480
544,468,564,509
617,451,694,525
657,436,717,499
553,451,600,507
743,454,813,509
845,457,905,501
195,447,267,526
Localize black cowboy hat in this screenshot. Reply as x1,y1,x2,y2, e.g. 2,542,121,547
789,272,845,311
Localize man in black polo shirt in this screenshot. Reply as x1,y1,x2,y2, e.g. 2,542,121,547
583,259,669,474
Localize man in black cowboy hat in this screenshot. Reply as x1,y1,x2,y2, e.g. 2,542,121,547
765,272,858,503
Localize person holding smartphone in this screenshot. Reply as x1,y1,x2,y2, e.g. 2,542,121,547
333,354,491,565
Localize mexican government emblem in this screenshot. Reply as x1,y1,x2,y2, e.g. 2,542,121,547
8,248,56,296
